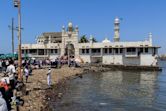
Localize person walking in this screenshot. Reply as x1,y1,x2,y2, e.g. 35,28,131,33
24,66,29,83
47,68,52,88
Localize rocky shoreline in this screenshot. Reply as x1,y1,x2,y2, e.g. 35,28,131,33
17,64,111,111
19,66,84,111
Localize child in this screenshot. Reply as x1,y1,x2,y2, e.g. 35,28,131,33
47,68,51,88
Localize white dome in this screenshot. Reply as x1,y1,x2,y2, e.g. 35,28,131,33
114,17,120,23
68,22,73,27
102,38,111,43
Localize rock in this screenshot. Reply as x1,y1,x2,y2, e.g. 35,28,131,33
24,103,30,107
58,93,63,99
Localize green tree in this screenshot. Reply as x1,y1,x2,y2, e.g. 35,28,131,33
92,37,97,42
79,35,89,43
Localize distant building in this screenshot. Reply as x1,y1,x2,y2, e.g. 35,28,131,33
22,18,160,66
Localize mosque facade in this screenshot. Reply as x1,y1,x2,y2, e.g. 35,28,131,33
21,18,160,66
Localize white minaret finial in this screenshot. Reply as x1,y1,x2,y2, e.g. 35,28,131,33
75,25,79,32
114,17,120,42
90,35,93,44
149,32,153,45
62,25,65,32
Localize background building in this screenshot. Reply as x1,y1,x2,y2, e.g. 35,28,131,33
22,18,160,66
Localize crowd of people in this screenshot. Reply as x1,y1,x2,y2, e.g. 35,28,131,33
0,59,19,111
0,56,82,111
0,58,36,111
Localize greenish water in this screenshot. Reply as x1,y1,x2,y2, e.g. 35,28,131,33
53,61,166,111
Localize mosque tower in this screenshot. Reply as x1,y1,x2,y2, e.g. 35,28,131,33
114,17,120,42
149,32,153,45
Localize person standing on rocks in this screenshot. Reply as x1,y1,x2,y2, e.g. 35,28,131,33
47,68,52,88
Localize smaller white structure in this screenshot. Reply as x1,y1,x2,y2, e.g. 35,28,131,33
102,38,111,43
21,18,160,66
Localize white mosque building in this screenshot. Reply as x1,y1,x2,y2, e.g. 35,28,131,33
21,18,160,66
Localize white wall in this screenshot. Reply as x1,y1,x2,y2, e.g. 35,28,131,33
140,54,156,66
103,54,157,66
103,55,114,64
103,55,123,65
123,57,140,66
79,55,91,63
114,55,123,65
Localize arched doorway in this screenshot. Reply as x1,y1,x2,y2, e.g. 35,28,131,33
65,43,75,57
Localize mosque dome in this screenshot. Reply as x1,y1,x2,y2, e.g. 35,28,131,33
68,22,73,27
102,38,111,43
114,17,120,23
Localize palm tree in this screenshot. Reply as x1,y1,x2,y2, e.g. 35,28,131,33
92,37,97,43
79,35,89,43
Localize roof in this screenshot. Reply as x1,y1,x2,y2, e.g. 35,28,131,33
78,42,160,49
42,32,62,37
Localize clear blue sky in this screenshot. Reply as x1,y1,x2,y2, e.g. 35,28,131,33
0,0,165,54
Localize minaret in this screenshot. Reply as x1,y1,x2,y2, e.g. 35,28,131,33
75,25,79,33
89,35,93,44
149,32,153,45
62,25,65,33
114,17,120,42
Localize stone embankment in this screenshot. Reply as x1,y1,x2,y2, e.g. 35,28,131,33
102,64,162,71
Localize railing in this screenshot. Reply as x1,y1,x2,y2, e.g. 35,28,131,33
91,53,101,56
125,52,137,55
125,52,138,57
29,55,48,58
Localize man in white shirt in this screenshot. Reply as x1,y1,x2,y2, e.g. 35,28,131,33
6,60,16,90
47,68,52,88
